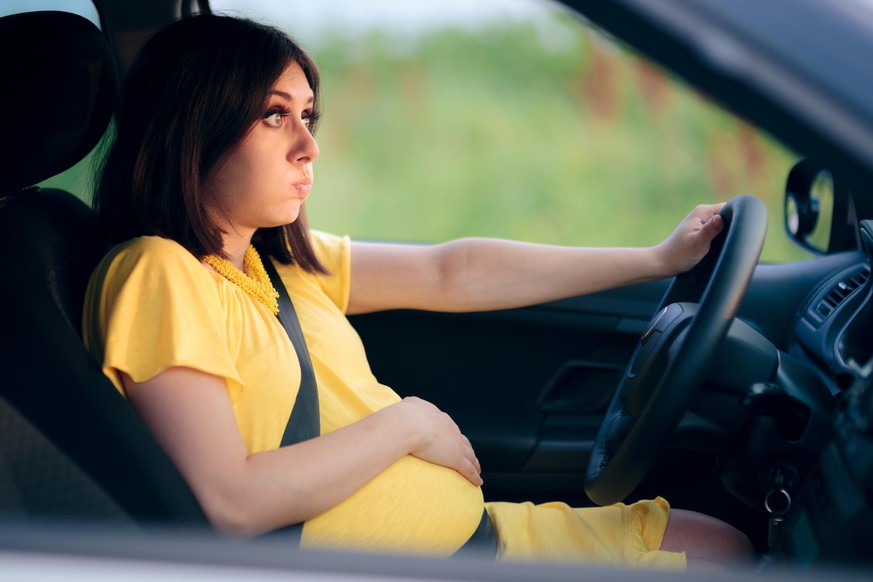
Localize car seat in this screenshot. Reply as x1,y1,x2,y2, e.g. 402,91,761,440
0,9,209,529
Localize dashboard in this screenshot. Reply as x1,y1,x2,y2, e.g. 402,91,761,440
768,233,873,563
796,261,872,389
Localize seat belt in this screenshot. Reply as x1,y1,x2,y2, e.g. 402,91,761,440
454,509,499,558
261,254,320,545
261,253,497,557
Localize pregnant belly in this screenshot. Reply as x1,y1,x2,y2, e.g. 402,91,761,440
301,454,485,555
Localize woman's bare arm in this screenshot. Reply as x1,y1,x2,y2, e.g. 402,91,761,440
348,203,724,315
122,367,481,537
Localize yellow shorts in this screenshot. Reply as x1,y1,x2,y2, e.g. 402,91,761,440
486,496,686,570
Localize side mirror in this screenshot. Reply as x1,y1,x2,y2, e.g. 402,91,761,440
784,158,834,255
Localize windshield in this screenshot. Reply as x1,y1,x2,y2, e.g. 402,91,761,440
204,1,807,261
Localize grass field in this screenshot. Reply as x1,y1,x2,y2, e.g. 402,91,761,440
43,12,810,263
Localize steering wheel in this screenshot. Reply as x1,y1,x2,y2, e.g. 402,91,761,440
584,195,768,506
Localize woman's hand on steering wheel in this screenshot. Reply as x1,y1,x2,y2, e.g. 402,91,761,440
654,203,726,276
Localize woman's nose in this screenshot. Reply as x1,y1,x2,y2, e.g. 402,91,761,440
291,122,319,163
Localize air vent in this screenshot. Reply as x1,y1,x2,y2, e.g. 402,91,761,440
813,267,870,322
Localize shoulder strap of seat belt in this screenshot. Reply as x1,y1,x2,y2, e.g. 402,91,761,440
261,252,498,555
260,253,320,544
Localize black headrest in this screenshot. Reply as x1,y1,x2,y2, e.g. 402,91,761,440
0,10,117,195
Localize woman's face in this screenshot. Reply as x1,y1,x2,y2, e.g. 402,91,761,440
204,61,319,239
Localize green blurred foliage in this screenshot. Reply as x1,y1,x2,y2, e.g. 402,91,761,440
45,11,812,263
304,15,809,262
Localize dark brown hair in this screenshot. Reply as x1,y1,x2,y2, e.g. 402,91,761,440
95,13,326,272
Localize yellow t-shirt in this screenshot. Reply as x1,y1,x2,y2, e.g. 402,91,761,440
83,230,685,569
82,231,484,556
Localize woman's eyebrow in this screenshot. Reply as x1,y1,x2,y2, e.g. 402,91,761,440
269,89,314,104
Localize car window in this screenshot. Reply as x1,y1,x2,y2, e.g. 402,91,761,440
0,0,100,25
47,0,808,263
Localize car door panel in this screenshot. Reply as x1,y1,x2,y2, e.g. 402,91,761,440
348,279,671,487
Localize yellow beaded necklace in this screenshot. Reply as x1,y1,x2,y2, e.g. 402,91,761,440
203,246,279,315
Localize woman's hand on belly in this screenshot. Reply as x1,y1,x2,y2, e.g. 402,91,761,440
393,396,483,486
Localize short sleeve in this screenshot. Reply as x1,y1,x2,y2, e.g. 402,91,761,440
308,230,351,313
83,237,244,399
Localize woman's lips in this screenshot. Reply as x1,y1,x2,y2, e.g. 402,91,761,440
292,181,312,198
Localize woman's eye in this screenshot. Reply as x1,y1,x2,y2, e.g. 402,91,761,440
263,108,317,131
264,110,287,128
303,111,320,133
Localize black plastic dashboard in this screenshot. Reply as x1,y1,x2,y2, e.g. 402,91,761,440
773,243,873,563
795,260,872,390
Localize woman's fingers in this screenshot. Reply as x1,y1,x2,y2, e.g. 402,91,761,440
657,203,728,275
401,397,483,485
462,434,481,475
461,456,484,486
